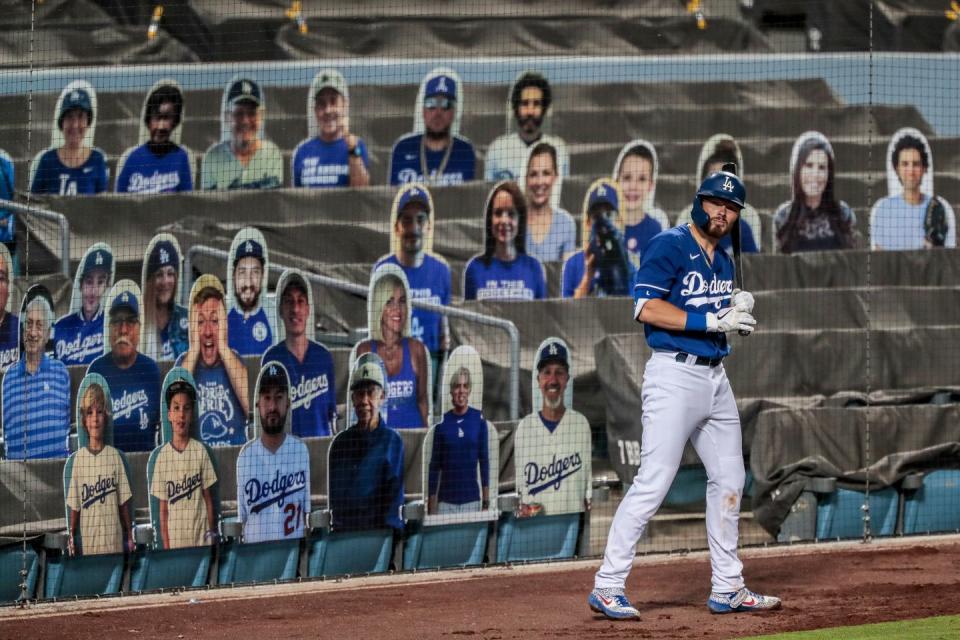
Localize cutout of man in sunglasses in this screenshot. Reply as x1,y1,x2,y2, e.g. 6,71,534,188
389,70,476,187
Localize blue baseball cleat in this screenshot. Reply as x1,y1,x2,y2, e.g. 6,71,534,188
588,588,640,620
708,587,782,614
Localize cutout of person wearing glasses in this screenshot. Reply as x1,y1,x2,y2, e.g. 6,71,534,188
389,68,476,186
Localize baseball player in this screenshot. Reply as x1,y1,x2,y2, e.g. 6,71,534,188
150,370,219,549
589,171,781,618
236,361,311,543
226,227,275,357
65,375,134,556
53,242,115,366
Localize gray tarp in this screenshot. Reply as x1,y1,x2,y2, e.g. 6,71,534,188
750,405,960,536
0,421,519,541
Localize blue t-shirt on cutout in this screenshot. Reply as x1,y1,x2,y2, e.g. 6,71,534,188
31,148,108,195
463,254,546,301
175,351,247,447
292,137,369,188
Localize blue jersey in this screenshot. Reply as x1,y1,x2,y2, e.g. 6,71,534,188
292,137,368,188
0,312,19,372
2,356,71,459
633,225,735,359
261,341,337,437
389,133,475,186
463,254,546,301
624,216,663,267
53,309,105,366
0,153,15,243
116,144,193,193
328,423,405,532
371,338,423,429
718,218,759,255
375,254,451,353
176,351,247,447
428,407,490,505
30,148,108,195
87,352,162,452
228,307,273,357
159,304,190,361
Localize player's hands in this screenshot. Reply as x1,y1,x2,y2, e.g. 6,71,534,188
731,288,755,313
707,306,756,334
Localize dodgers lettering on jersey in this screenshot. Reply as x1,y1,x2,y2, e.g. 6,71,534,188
117,145,193,194
633,225,734,359
237,436,311,543
53,311,105,366
262,341,336,437
88,353,161,452
375,254,451,353
389,134,476,186
524,452,583,496
80,474,119,507
292,137,369,188
0,313,19,372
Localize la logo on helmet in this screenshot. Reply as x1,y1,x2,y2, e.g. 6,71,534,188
548,343,558,355
722,177,735,192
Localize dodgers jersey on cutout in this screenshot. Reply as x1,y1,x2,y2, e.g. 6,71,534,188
228,307,273,357
53,309,105,366
87,353,161,452
389,134,476,186
0,312,19,372
633,225,735,360
237,435,311,543
116,145,193,193
375,254,451,353
292,137,368,188
176,352,247,447
428,407,490,505
261,341,336,437
371,339,423,429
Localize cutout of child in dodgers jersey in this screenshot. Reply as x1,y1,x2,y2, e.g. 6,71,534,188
64,374,134,556
148,368,219,550
236,362,310,543
514,338,591,517
52,242,116,366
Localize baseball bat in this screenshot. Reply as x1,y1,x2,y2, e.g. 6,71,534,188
721,162,750,338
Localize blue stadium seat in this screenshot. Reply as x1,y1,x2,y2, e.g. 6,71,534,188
403,520,489,571
663,465,708,506
218,538,301,585
129,546,213,591
0,542,39,601
816,486,899,540
496,512,581,562
902,470,960,534
43,551,124,598
306,529,394,577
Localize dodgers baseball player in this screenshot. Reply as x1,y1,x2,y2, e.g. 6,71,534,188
589,171,781,619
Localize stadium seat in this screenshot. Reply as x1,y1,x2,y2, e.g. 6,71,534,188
902,470,960,535
816,486,899,540
402,518,490,571
129,545,213,591
217,520,301,584
43,549,125,598
495,512,581,563
662,465,708,506
0,542,39,601
305,512,393,577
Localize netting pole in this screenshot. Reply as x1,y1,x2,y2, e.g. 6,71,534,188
863,0,875,544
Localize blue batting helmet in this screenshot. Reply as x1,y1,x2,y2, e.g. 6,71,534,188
691,171,746,229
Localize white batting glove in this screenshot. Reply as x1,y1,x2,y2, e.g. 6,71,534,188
706,306,757,334
731,288,755,313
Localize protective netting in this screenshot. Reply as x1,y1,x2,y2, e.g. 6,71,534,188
0,0,958,602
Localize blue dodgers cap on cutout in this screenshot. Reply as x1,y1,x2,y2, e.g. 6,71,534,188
537,340,569,370
59,88,93,124
147,240,179,276
234,238,264,264
109,290,139,317
227,78,262,107
424,74,457,99
259,362,290,392
81,249,112,277
397,185,431,215
587,179,619,213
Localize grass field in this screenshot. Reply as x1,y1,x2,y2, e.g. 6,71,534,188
744,615,960,640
